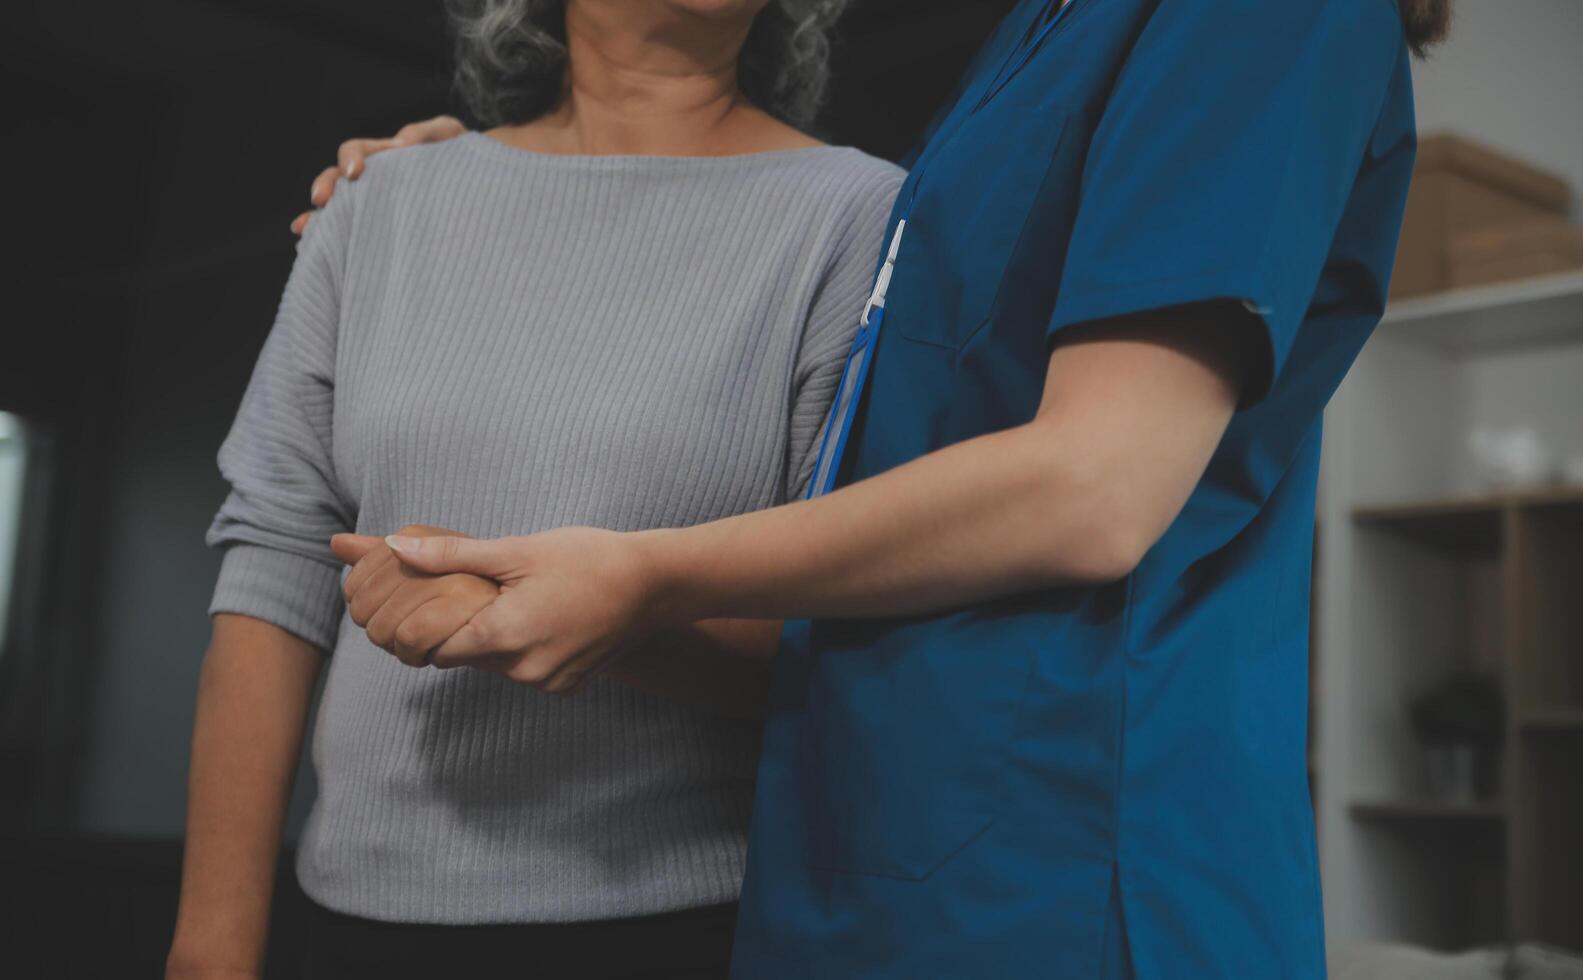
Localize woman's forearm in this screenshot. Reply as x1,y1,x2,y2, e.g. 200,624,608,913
606,618,780,720
167,615,323,979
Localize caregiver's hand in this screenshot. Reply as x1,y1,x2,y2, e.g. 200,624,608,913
331,524,499,668
291,115,467,235
379,527,658,694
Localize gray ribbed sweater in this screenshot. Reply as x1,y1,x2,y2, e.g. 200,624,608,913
206,133,903,923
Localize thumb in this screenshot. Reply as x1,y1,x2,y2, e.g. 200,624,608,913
384,533,519,578
330,532,383,564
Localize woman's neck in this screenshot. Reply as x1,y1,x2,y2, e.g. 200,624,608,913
494,4,820,157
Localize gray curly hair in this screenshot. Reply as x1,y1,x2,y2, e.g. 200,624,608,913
448,0,849,130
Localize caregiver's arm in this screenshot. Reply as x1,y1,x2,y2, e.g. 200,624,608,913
167,615,321,980
645,303,1254,622
384,302,1255,692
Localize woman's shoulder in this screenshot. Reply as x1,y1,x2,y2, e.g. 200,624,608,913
735,109,903,191
343,138,476,203
780,145,905,190
769,146,906,225
303,138,502,251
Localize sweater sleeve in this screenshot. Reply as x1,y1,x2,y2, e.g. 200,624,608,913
206,187,357,652
783,164,906,501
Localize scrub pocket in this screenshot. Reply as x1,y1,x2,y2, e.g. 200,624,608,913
805,612,1036,880
891,104,1070,352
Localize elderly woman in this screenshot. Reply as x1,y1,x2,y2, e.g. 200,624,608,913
165,1,901,978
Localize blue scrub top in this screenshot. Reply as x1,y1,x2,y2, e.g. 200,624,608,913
733,1,1417,977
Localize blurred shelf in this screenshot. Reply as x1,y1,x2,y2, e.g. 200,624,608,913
1350,799,1507,825
1354,486,1583,518
1352,497,1504,554
1351,487,1583,554
1381,270,1583,356
1517,706,1583,734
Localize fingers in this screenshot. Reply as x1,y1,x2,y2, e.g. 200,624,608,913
428,620,491,668
337,137,397,181
341,542,392,601
343,547,402,626
392,121,434,147
426,603,585,696
340,526,492,662
385,534,517,578
309,165,343,207
430,601,522,666
394,523,475,540
365,580,457,666
421,601,595,698
399,115,466,146
390,586,497,667
331,525,469,567
294,166,346,236
335,116,464,181
298,117,464,234
330,532,383,564
389,595,457,667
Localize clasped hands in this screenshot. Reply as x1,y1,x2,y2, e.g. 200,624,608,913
329,524,659,694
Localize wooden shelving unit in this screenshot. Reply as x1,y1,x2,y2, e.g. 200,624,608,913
1354,487,1583,517
1315,273,1583,953
1342,490,1583,948
1352,498,1505,556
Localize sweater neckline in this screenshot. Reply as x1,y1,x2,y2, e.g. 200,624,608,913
459,131,858,172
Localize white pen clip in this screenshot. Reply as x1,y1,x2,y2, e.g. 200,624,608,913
862,219,908,326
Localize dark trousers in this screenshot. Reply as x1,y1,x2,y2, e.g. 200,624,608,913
303,899,737,980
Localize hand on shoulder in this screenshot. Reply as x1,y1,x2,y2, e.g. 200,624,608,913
291,115,467,236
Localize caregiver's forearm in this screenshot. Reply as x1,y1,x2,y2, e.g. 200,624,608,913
639,309,1247,623
641,420,1112,622
607,618,779,720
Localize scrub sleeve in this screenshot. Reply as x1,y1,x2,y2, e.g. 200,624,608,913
1048,0,1406,403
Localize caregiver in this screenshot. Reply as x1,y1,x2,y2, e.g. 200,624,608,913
320,0,1451,976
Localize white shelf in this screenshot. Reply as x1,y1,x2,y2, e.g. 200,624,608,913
1381,270,1583,356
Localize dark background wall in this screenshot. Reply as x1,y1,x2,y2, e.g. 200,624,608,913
0,1,1017,975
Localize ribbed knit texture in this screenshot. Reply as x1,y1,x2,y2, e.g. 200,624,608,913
206,133,903,924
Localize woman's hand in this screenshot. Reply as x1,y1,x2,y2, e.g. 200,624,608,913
376,527,663,694
331,524,499,668
291,115,467,235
